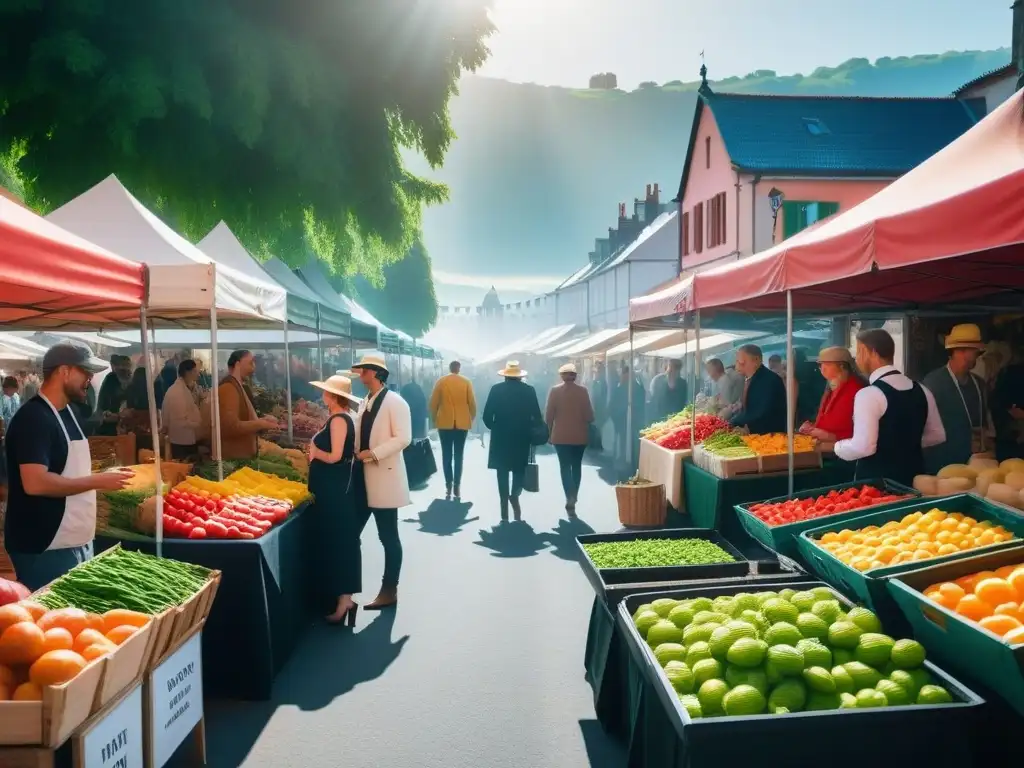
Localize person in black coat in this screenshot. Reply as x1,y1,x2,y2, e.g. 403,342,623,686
482,362,543,522
400,378,428,440
730,344,788,435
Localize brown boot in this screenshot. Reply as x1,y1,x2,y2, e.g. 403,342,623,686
365,585,398,611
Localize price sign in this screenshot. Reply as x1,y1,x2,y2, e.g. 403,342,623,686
78,684,144,768
148,631,204,768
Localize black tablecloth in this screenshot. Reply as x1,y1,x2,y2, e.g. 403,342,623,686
96,501,319,700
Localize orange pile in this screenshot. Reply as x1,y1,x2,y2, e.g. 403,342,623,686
742,433,816,456
924,564,1024,645
0,603,150,701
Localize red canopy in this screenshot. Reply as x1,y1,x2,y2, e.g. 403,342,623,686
0,196,146,328
630,89,1024,323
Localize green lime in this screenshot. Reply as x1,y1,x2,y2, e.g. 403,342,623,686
832,648,854,666
712,596,740,617
764,659,784,685
725,665,769,696
828,620,864,649
685,641,713,666
723,684,767,716
693,610,732,626
651,598,679,618
847,606,883,633
654,643,687,667
664,661,695,694
854,633,895,668
667,605,696,629
726,637,768,668
811,599,843,624
678,693,703,719
797,612,830,640
689,597,714,613
889,670,918,696
768,679,807,712
635,611,661,638
844,661,882,689
683,622,717,645
802,667,836,693
917,684,953,705
907,668,933,692
697,679,730,716
778,588,797,603
890,639,927,669
734,593,762,612
761,598,800,625
633,603,654,620
876,678,911,706
811,586,837,601
764,622,803,647
839,692,859,709
767,644,805,676
772,706,791,714
756,591,780,605
796,638,832,669
831,666,855,694
692,658,724,686
805,691,842,711
790,591,818,612
646,620,684,648
855,688,888,708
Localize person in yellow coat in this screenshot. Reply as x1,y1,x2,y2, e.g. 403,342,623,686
429,360,477,500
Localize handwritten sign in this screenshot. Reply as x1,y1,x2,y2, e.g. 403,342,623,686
149,632,204,768
80,684,144,768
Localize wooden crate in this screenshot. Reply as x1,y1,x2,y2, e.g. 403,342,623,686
758,450,823,474
88,434,137,467
145,569,222,667
693,444,760,478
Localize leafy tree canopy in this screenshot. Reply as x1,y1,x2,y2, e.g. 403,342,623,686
0,0,494,282
344,242,438,338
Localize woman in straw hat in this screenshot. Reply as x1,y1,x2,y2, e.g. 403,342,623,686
483,361,544,522
798,346,866,453
308,374,363,625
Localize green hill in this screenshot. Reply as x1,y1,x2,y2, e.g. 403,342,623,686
413,48,1011,288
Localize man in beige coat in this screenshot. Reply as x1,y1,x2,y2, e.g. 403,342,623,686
545,363,594,517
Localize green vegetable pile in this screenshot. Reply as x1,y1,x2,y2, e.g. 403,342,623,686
192,456,301,482
583,538,736,569
101,487,163,530
36,548,212,615
703,431,754,456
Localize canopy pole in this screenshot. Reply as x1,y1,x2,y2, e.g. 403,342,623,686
284,320,294,444
349,334,356,374
316,307,325,379
693,311,701,416
211,306,224,482
626,327,634,468
150,327,162,460
140,307,164,558
786,290,795,497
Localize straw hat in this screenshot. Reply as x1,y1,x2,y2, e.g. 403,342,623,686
944,323,986,351
498,361,527,378
310,375,361,405
817,346,854,365
349,354,389,373
558,362,577,375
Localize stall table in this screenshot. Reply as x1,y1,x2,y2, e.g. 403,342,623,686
637,441,690,511
96,501,319,701
683,459,853,546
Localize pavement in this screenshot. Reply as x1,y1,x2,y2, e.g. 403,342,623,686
187,438,628,768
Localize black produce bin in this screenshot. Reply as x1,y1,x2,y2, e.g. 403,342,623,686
617,580,984,768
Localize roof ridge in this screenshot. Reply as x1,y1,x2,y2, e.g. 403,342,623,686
707,92,959,102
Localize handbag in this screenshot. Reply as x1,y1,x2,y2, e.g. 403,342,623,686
523,447,540,493
403,438,437,487
529,419,549,447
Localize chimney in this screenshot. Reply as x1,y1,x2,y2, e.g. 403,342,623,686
646,183,652,198
653,183,660,202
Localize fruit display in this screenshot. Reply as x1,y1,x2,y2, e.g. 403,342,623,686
582,538,736,569
158,486,292,539
0,578,30,607
178,468,309,505
919,561,1024,645
808,507,1016,572
258,438,309,479
701,430,753,457
0,602,153,700
742,433,817,456
193,454,304,483
653,415,731,450
747,485,915,528
640,410,693,441
631,586,956,717
914,457,1024,509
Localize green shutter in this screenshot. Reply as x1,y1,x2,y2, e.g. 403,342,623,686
782,201,807,239
819,202,839,219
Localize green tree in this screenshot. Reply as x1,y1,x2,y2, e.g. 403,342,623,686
0,1,494,280
346,242,438,337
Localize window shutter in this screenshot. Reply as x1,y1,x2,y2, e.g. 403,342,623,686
694,203,703,253
681,212,690,257
820,202,839,219
719,192,727,246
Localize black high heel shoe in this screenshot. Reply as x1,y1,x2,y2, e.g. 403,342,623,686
327,601,359,626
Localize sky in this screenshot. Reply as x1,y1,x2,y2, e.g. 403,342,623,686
430,0,1011,305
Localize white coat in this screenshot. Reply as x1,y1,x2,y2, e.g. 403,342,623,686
355,389,413,509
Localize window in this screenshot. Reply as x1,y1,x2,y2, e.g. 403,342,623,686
681,211,690,257
706,192,728,248
693,202,703,253
782,200,839,239
705,136,711,169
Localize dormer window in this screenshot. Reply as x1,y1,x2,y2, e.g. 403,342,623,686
803,118,830,135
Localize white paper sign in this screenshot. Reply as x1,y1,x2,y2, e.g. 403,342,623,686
80,684,144,768
149,631,204,768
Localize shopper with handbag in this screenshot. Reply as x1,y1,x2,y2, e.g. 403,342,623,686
545,363,594,518
482,361,544,523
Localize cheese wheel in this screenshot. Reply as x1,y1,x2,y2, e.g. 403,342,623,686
912,475,938,496
936,477,974,495
937,464,978,480
987,483,1023,508
1005,472,1024,491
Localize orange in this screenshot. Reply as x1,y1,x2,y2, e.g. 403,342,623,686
40,628,74,654
956,594,994,622
0,621,45,665
1008,568,1024,597
37,608,89,638
975,578,1018,606
72,629,109,655
995,602,1022,618
101,610,150,634
17,601,48,622
996,565,1019,579
0,664,15,687
29,650,87,687
979,614,1022,637
105,626,139,645
12,681,42,701
0,605,34,635
83,613,106,634
937,544,960,556
1004,626,1024,646
81,644,111,662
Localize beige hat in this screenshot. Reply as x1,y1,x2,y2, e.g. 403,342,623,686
817,346,854,365
944,323,985,351
310,375,362,405
498,361,527,378
558,362,577,375
350,354,389,373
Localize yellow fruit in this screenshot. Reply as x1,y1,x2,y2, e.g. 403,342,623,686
851,558,872,572
948,512,964,522
937,544,959,556
962,517,978,527
939,518,958,532
820,532,840,544
913,550,933,561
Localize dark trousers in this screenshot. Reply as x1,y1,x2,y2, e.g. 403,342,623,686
555,444,586,500
356,506,403,588
170,443,199,460
10,543,93,592
438,429,468,487
496,469,524,500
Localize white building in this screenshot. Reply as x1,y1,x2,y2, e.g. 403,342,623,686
955,3,1022,114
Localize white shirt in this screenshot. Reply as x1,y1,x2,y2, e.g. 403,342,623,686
161,378,202,446
834,365,946,462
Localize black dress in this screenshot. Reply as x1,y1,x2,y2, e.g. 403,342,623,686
308,412,362,601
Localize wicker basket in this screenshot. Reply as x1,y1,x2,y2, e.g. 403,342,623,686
615,481,667,527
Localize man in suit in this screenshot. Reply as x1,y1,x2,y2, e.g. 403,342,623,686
730,344,788,435
429,360,477,501
351,355,412,610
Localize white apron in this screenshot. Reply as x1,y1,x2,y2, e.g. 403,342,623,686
39,394,97,551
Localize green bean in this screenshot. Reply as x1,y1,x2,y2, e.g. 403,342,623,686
582,538,736,569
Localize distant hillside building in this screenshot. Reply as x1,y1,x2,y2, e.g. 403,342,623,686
675,64,983,273
953,1,1023,113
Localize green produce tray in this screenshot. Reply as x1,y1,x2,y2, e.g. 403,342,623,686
616,579,983,766
734,478,920,561
796,494,1024,613
886,544,1024,717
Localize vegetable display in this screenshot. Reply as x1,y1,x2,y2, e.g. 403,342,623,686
101,487,162,531
35,549,210,614
582,538,736,569
742,433,817,456
747,485,914,527
702,431,754,457
179,468,310,505
920,562,1024,645
632,587,956,717
193,456,303,483
160,485,293,540
654,415,731,450
811,508,1015,572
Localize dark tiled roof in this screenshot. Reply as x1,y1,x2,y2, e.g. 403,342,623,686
705,91,981,176
954,63,1015,95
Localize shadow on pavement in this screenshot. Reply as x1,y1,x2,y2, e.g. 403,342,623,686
542,517,596,561
403,499,480,536
579,718,627,768
474,520,550,558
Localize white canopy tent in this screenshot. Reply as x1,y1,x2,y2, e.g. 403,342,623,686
474,324,577,366
548,327,629,357
606,330,685,357
536,333,589,357
642,332,756,359
0,333,48,361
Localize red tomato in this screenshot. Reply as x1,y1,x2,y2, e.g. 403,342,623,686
188,527,207,539
205,520,229,538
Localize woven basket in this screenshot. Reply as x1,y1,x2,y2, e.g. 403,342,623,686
615,481,667,527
